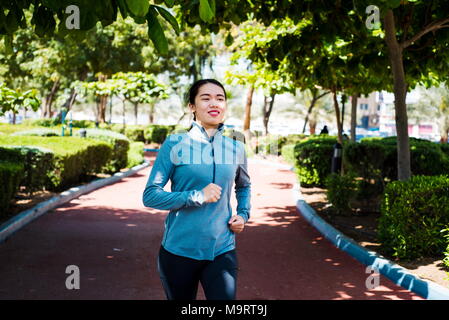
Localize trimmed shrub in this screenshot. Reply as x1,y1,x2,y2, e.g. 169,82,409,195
344,137,449,201
285,133,308,144
127,142,145,168
22,118,61,127
124,126,145,142
0,146,54,195
12,128,60,137
0,136,112,190
0,124,39,135
324,173,358,215
144,124,171,144
379,175,449,260
438,143,449,160
99,123,125,134
23,118,97,128
0,161,24,215
294,136,338,187
79,129,129,174
281,144,296,166
442,227,449,270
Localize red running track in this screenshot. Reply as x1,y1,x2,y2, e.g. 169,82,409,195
0,152,423,300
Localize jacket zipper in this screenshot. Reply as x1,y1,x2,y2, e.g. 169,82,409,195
210,136,216,183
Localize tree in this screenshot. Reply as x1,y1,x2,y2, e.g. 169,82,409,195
0,0,182,55
234,14,388,145
78,71,168,124
0,84,40,122
372,1,449,180
112,72,169,124
224,20,295,136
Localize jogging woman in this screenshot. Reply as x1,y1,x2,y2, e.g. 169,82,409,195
142,79,251,300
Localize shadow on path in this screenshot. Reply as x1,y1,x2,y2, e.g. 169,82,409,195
0,159,423,300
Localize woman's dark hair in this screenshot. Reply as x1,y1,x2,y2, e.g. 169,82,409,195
188,79,227,121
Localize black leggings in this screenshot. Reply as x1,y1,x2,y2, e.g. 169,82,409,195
157,245,239,300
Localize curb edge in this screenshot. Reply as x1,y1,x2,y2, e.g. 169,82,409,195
292,182,449,300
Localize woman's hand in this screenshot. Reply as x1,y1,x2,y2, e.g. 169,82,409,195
228,215,245,233
202,183,222,203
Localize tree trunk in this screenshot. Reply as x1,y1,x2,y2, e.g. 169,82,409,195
99,95,107,123
302,89,329,134
244,86,254,145
109,96,113,124
341,94,347,133
332,90,343,144
350,94,358,142
122,99,126,127
262,94,275,136
309,119,317,135
43,78,60,118
149,104,155,124
439,116,449,143
177,111,188,124
96,74,107,123
384,9,411,181
62,88,77,111
134,102,139,125
302,94,318,134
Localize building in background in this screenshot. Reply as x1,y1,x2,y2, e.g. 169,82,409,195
354,91,440,142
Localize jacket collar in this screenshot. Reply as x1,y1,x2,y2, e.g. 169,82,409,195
189,120,225,141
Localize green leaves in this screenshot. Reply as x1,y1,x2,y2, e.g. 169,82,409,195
0,84,40,116
164,0,175,8
154,5,180,35
225,32,234,46
199,0,215,23
125,0,150,17
31,5,56,37
146,6,168,55
79,72,168,106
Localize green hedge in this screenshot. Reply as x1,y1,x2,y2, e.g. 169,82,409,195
294,136,338,187
324,172,358,215
0,146,54,195
22,118,61,127
0,161,24,215
79,129,129,174
0,136,112,190
12,128,60,137
125,126,145,142
144,124,174,144
281,144,296,166
344,137,449,200
442,227,449,270
379,175,449,260
127,142,144,168
22,118,97,128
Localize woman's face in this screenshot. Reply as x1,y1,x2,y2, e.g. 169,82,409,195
189,83,227,129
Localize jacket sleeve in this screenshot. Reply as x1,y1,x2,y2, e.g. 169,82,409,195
142,135,205,211
235,143,251,223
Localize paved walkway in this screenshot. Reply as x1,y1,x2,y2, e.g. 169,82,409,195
0,152,422,300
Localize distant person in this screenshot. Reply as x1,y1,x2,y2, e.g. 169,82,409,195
320,125,329,135
142,79,251,300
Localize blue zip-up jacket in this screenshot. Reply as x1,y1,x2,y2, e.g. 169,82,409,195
142,121,251,260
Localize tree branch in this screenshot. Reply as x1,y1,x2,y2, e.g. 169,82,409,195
401,16,449,49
